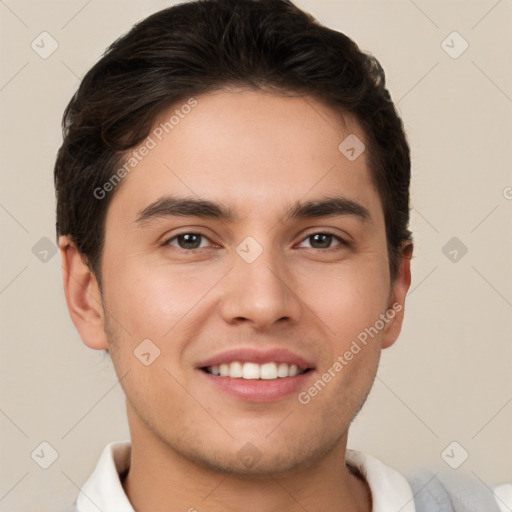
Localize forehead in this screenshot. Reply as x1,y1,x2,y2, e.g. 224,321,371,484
106,88,381,224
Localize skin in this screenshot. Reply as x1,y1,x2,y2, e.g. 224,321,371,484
60,88,412,512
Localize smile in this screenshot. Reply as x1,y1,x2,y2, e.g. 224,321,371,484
202,361,311,380
196,347,315,402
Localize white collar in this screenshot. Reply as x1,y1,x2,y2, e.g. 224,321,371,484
76,440,134,512
75,441,415,511
346,448,415,512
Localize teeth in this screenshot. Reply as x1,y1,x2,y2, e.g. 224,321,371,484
260,363,277,380
230,361,243,378
206,362,307,380
242,362,260,379
277,363,289,378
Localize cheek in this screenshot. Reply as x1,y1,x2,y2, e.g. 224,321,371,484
300,258,390,346
103,258,224,341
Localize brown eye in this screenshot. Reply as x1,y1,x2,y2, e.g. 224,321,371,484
166,233,208,250
298,232,345,249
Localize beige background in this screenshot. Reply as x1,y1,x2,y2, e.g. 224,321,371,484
1,0,511,510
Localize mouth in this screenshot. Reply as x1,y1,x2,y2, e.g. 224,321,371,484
201,361,312,380
196,348,315,402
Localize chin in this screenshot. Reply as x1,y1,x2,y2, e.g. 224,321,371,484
178,433,339,478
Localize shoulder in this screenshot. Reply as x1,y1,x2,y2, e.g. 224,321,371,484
346,449,509,512
406,469,508,512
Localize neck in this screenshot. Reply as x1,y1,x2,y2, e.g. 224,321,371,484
122,408,371,512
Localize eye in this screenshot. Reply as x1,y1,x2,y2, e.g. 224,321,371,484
297,232,346,249
165,233,212,250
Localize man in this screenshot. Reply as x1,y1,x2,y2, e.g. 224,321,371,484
54,0,509,510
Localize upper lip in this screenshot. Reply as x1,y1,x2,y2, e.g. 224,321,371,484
196,347,315,371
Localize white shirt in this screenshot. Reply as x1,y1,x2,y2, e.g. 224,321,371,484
73,441,511,512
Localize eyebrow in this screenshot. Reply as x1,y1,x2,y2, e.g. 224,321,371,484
284,196,371,223
134,195,372,225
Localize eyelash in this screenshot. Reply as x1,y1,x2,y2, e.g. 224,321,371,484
163,231,348,251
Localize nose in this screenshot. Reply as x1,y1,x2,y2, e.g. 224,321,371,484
219,245,302,330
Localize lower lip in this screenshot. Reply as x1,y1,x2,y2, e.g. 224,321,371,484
198,369,314,402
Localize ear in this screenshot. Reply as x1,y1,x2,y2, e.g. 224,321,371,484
381,242,413,349
59,235,109,350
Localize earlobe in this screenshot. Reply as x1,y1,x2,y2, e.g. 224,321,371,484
381,242,413,349
59,236,109,350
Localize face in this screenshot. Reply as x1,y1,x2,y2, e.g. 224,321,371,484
73,88,410,475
